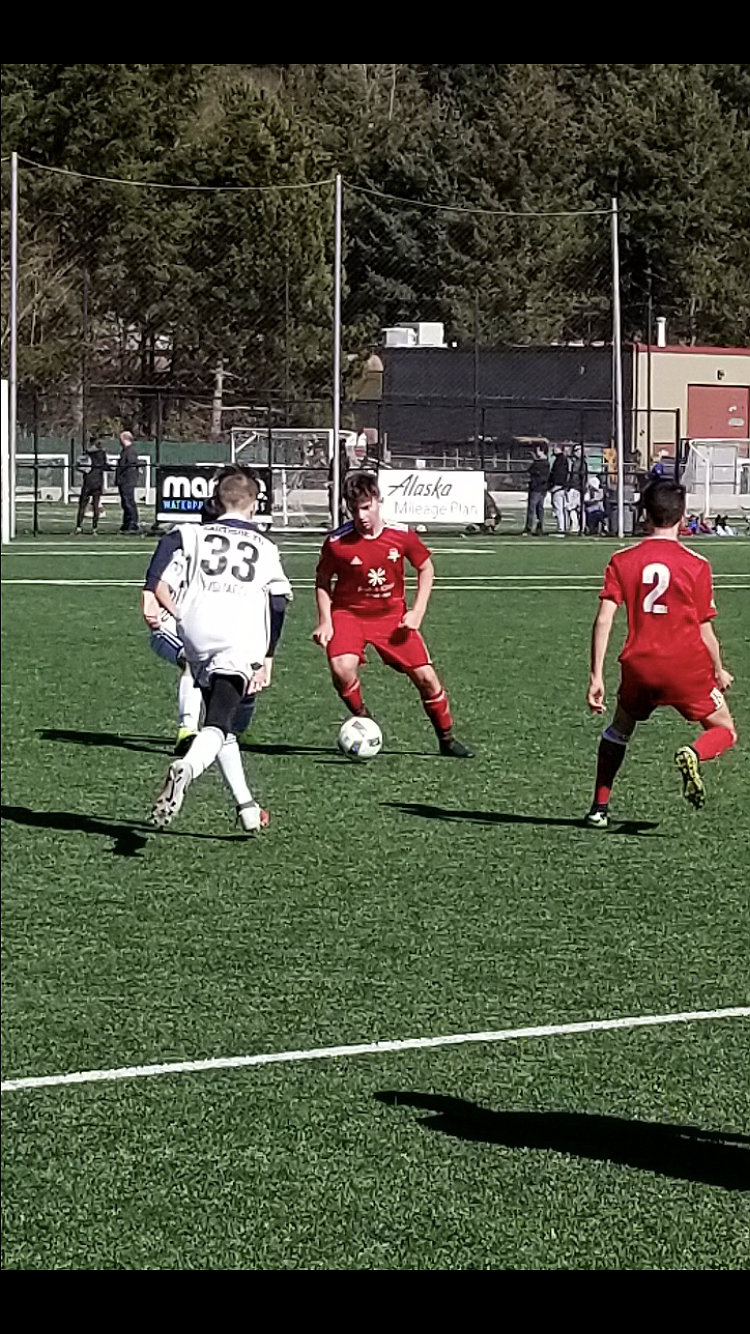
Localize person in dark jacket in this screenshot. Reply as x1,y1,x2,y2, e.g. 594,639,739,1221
115,430,140,533
549,444,570,535
524,444,550,535
566,444,588,534
74,436,108,534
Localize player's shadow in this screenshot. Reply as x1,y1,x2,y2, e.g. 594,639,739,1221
240,741,339,757
384,801,661,837
0,806,247,858
375,1093,750,1192
37,728,171,756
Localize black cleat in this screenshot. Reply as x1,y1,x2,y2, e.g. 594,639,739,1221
439,737,474,758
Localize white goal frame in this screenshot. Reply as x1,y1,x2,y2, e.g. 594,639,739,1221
681,438,750,516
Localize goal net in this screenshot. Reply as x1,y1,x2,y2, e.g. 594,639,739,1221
229,427,367,529
681,439,750,516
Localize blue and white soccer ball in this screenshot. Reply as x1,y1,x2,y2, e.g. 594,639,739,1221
337,716,383,761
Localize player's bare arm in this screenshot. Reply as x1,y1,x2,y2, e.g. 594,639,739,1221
141,589,163,629
587,598,618,714
153,578,179,621
313,582,334,647
699,621,734,692
399,558,434,632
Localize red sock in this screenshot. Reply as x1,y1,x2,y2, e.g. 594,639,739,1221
691,726,736,762
422,688,453,738
594,738,627,807
340,678,366,716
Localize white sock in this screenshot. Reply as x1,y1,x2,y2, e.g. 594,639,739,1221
216,735,254,808
182,726,224,779
177,668,202,732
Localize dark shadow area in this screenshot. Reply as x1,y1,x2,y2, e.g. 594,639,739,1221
244,741,438,760
384,801,661,837
37,729,440,762
37,728,171,756
375,1093,749,1191
1,806,247,857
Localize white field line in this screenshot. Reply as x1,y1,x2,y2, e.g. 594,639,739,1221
3,579,749,593
2,1006,747,1095
5,538,749,552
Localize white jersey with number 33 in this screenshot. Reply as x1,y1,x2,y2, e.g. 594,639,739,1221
176,520,291,684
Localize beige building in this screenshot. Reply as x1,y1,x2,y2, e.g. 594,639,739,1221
632,343,750,465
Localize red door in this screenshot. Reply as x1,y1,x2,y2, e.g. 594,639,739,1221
687,384,749,439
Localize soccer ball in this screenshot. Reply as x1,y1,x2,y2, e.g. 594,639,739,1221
337,716,383,761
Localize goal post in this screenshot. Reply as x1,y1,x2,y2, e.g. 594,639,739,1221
681,439,750,516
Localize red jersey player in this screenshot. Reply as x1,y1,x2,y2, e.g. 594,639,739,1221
314,470,474,757
585,478,737,827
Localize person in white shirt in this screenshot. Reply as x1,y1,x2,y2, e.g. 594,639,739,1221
143,468,292,832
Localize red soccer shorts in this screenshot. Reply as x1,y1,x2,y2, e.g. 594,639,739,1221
327,607,432,673
618,658,724,723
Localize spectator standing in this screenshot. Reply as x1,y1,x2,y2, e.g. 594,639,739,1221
567,444,588,534
523,444,550,536
74,435,108,534
549,444,569,535
115,430,140,533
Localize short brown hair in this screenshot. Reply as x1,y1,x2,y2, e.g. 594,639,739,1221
216,467,260,512
642,478,686,528
343,470,379,510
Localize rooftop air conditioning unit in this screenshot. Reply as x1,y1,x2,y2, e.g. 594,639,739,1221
413,322,445,347
383,327,418,348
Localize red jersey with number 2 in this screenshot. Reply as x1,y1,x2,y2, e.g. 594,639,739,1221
601,537,717,669
317,523,431,617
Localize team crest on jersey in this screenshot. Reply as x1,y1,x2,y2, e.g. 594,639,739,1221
368,567,387,587
350,555,363,566
388,548,400,562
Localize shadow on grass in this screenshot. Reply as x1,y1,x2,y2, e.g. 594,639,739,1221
384,801,661,837
37,728,440,762
375,1093,750,1191
37,728,172,756
1,805,248,858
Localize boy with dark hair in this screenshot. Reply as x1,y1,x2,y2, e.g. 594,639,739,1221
314,471,473,757
585,478,737,827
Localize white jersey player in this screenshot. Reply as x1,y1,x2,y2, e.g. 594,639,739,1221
144,544,205,754
143,494,265,755
145,469,292,832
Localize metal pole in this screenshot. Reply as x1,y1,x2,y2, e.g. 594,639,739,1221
9,151,19,540
332,174,343,527
646,266,653,461
473,290,480,464
82,266,89,454
611,197,626,539
32,387,39,537
284,263,291,428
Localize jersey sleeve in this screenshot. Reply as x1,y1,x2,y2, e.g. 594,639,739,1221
261,540,293,600
600,557,624,605
316,538,337,587
696,560,717,622
144,529,183,591
402,529,432,569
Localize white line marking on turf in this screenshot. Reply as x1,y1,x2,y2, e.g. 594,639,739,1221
3,579,749,592
2,1006,747,1094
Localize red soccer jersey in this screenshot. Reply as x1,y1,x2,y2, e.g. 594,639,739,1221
316,523,431,616
600,537,717,665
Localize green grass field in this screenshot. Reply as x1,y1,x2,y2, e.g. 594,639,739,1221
2,529,749,1270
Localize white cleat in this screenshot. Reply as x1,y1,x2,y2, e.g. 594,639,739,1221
236,801,270,834
151,760,193,828
584,807,609,829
